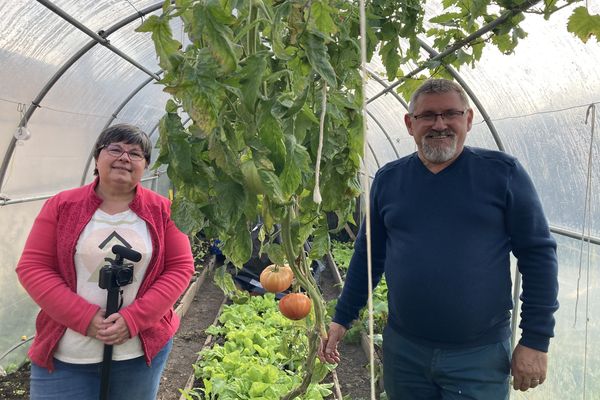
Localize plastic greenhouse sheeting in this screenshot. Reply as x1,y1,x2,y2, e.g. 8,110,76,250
0,1,599,398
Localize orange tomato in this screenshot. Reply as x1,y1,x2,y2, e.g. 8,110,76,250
278,293,312,320
259,264,293,293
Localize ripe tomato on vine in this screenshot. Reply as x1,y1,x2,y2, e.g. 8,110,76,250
260,264,294,293
279,293,312,320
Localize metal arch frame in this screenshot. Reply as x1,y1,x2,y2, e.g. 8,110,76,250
0,1,166,192
366,68,409,108
367,142,380,169
366,109,400,159
365,68,406,159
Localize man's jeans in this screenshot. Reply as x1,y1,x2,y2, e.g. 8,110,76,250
30,338,172,400
383,327,511,400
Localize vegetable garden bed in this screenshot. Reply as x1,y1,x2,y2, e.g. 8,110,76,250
172,251,375,400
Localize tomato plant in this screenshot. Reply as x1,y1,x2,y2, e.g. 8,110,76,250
279,293,312,321
260,263,294,293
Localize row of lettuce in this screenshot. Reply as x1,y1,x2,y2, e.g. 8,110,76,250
182,239,387,399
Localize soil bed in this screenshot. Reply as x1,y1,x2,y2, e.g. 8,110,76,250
0,363,29,399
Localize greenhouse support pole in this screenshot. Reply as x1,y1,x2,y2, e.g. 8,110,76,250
36,0,160,80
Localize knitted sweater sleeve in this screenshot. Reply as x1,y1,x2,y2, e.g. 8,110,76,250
333,172,388,328
507,160,559,352
16,197,100,336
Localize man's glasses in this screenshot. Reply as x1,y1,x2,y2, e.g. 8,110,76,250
101,145,145,161
411,110,466,123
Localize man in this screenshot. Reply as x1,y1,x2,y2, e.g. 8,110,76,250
319,79,559,399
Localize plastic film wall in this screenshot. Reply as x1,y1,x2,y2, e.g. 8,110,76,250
0,1,599,398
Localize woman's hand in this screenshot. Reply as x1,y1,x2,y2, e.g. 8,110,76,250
86,309,109,338
95,312,131,345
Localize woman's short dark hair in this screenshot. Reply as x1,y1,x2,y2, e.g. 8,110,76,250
93,123,152,175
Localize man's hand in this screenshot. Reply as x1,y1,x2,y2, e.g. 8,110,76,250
511,344,547,391
318,322,347,364
95,312,131,345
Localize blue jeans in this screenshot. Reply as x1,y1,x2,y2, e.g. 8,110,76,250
30,339,172,400
383,327,511,400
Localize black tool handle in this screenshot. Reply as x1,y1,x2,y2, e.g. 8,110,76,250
99,287,120,400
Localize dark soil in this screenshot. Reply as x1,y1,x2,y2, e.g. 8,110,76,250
0,364,29,399
0,259,377,400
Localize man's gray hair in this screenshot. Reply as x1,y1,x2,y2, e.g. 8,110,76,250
408,79,470,114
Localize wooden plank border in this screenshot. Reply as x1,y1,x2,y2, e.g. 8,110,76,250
174,255,216,319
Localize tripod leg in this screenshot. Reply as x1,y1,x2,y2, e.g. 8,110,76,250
99,288,120,400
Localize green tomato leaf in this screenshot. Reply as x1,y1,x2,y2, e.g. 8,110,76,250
568,6,600,44
214,264,240,297
309,1,338,37
309,222,329,259
221,220,252,267
241,159,266,194
240,53,267,113
281,135,310,195
258,169,286,204
136,15,181,70
380,38,401,81
257,113,286,173
171,195,206,236
263,243,286,265
197,5,238,73
272,1,293,60
305,33,337,88
158,113,195,183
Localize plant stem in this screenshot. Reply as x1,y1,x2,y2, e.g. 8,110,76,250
280,205,328,398
281,327,320,400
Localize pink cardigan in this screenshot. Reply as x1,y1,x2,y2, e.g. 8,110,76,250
16,179,194,370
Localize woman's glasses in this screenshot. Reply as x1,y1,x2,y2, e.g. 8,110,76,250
101,145,145,161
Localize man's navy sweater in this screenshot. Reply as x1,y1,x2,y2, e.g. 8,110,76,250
333,147,559,352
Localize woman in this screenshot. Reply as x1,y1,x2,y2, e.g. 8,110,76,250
16,123,195,399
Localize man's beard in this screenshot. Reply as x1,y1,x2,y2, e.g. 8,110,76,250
421,130,458,163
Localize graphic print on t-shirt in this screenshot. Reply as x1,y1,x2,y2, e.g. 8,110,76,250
74,209,152,302
88,231,133,283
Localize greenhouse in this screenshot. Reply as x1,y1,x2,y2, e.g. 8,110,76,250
0,0,599,399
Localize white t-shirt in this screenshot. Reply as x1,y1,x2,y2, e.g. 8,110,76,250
54,208,152,363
